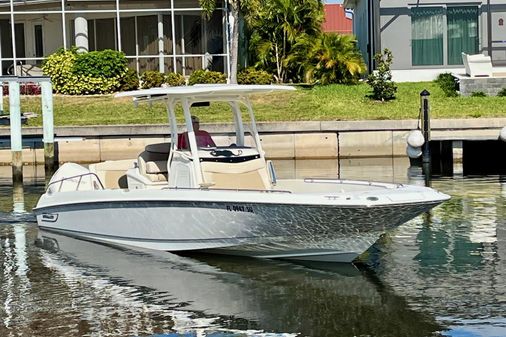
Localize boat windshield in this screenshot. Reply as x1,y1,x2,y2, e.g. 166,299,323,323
173,99,260,154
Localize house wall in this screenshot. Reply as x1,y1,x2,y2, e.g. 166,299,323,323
349,0,506,70
351,0,370,70
380,0,490,70
490,3,506,63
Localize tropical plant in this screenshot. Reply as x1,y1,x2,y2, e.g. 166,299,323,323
288,33,366,84
366,49,397,101
247,0,324,83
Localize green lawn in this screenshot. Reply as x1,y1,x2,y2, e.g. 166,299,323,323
9,82,506,127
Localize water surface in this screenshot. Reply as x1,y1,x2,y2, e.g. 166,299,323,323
0,160,505,337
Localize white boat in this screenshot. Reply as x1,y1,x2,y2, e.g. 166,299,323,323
33,84,450,263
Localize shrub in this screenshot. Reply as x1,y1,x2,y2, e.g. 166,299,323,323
42,48,128,94
497,88,506,97
188,69,227,85
73,49,127,79
140,70,165,89
366,49,397,101
165,72,186,86
435,72,458,97
42,49,78,93
237,68,273,84
119,68,139,91
471,91,486,97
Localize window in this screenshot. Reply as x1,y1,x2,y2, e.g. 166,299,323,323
447,6,479,65
411,6,480,66
411,7,444,66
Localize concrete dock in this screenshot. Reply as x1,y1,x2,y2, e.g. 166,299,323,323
0,118,505,165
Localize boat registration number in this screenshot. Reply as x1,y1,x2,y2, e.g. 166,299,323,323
225,205,254,213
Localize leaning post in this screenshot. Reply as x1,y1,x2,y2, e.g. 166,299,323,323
420,90,431,164
9,79,23,183
40,79,55,174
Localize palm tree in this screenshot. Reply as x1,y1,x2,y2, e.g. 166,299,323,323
246,0,323,83
290,33,367,84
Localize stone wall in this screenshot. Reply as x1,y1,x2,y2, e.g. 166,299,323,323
457,75,506,96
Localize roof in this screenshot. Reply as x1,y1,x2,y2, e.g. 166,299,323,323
114,84,295,102
322,4,353,34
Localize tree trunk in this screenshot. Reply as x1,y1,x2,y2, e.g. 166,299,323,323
229,2,240,84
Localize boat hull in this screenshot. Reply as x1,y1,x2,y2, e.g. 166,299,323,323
35,190,443,263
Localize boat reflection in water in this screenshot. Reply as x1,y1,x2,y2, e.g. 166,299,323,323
35,230,442,337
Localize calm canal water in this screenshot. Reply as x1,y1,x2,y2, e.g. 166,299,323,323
0,159,505,337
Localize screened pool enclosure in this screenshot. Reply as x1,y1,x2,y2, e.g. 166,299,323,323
0,0,229,77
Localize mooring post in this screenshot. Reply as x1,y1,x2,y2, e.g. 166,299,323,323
9,80,22,183
41,80,55,174
420,90,431,164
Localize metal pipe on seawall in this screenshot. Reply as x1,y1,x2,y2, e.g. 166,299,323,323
9,80,22,183
41,80,55,176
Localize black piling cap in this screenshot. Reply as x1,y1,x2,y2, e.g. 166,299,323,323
420,89,430,97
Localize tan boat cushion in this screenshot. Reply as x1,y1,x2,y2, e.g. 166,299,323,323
144,172,168,182
200,158,271,190
145,160,168,174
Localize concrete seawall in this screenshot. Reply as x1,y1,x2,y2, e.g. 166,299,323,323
0,118,505,164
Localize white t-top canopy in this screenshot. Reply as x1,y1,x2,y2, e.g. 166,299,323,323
115,84,295,102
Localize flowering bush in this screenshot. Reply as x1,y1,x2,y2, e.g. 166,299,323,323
2,82,41,95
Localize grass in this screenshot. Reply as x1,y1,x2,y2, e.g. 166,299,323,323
5,82,506,127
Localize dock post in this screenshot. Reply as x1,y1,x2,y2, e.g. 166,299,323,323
420,90,431,164
41,80,55,175
9,80,23,183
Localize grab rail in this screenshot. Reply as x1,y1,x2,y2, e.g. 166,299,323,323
303,177,403,189
163,186,291,193
46,172,104,192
